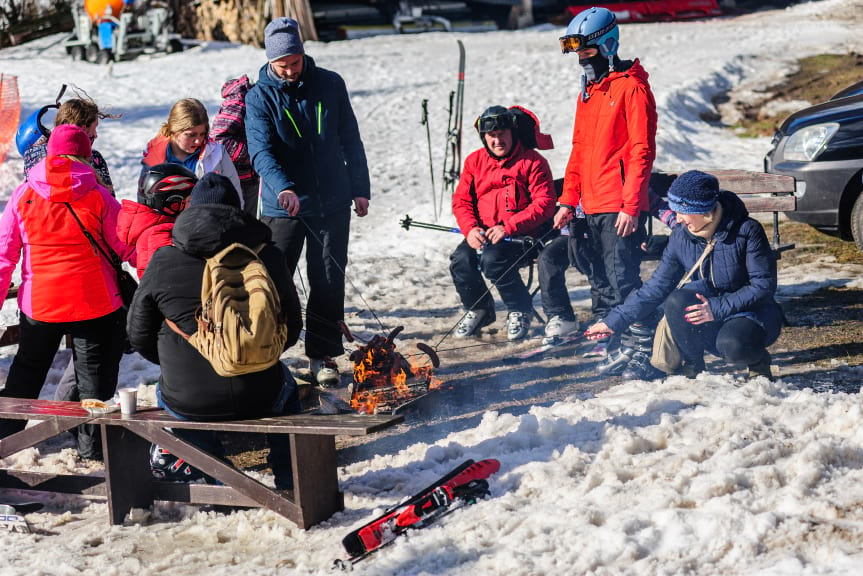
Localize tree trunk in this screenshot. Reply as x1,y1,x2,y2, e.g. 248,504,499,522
282,0,318,42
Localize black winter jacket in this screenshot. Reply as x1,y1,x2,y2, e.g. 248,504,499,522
127,204,302,420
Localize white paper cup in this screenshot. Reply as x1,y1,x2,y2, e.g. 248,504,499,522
119,387,138,415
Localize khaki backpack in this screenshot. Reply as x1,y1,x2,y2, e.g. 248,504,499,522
167,242,288,377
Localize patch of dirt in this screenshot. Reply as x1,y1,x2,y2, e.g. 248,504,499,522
718,52,863,137
771,221,863,267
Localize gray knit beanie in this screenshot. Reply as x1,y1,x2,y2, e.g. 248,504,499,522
265,17,304,61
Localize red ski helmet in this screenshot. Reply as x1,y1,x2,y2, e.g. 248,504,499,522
139,163,197,216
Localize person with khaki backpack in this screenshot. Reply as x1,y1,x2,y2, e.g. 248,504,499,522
127,173,303,487
584,171,784,381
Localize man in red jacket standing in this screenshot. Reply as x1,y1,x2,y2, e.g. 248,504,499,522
450,106,556,341
553,6,657,356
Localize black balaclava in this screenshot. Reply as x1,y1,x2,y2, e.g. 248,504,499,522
579,52,612,84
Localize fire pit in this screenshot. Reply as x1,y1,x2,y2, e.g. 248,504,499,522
349,326,444,414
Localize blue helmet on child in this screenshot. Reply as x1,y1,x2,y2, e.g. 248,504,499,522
14,106,54,157
559,7,619,59
15,84,67,157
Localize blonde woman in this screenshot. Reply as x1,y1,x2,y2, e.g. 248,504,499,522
0,125,135,459
140,98,243,207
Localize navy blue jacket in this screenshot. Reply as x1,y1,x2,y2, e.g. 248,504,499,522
245,57,370,218
605,191,783,344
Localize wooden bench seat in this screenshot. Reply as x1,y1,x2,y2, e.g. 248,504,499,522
0,398,106,498
0,398,403,528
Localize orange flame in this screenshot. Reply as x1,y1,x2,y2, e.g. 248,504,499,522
349,333,441,414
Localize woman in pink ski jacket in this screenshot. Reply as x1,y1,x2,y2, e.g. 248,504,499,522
0,125,136,460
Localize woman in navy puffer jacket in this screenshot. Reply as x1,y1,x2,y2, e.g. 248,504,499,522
586,170,784,379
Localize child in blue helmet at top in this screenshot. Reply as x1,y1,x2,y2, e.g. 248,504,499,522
22,97,116,194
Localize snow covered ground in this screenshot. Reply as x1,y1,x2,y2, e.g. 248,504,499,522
1,0,863,573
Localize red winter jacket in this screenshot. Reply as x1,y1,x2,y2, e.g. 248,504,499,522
0,157,136,322
560,59,657,217
117,200,177,278
452,142,555,238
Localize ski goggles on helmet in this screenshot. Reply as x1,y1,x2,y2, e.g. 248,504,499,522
476,111,516,134
559,34,590,54
559,20,617,54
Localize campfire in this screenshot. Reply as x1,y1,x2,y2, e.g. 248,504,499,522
349,327,443,414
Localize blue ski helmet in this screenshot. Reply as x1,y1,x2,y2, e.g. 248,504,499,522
15,105,55,157
559,7,619,59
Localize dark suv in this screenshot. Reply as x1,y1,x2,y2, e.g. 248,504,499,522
764,80,863,251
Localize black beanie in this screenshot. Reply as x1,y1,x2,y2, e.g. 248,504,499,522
189,173,241,208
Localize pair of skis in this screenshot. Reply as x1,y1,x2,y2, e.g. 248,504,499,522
336,458,500,568
423,40,465,221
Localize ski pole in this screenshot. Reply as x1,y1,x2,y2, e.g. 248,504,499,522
399,215,539,249
421,99,436,220
400,214,458,234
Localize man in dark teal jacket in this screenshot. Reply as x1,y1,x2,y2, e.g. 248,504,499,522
245,17,370,387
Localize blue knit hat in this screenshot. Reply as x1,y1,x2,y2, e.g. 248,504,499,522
264,17,304,62
667,170,720,215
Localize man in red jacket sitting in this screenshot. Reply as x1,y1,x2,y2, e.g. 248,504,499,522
450,106,556,341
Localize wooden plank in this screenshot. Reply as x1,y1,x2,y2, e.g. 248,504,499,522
739,196,797,213
704,170,795,195
152,482,261,508
0,470,105,496
97,410,403,436
0,416,95,459
292,434,343,529
121,422,303,524
650,170,797,206
103,425,154,524
0,398,91,419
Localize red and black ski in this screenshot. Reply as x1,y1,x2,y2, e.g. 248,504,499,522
338,458,500,566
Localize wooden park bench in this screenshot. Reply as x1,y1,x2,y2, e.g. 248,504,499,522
0,397,403,528
649,169,797,256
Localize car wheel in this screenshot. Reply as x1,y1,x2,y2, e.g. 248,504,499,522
70,46,84,61
852,193,863,253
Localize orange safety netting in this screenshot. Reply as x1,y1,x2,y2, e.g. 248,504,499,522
0,75,21,165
